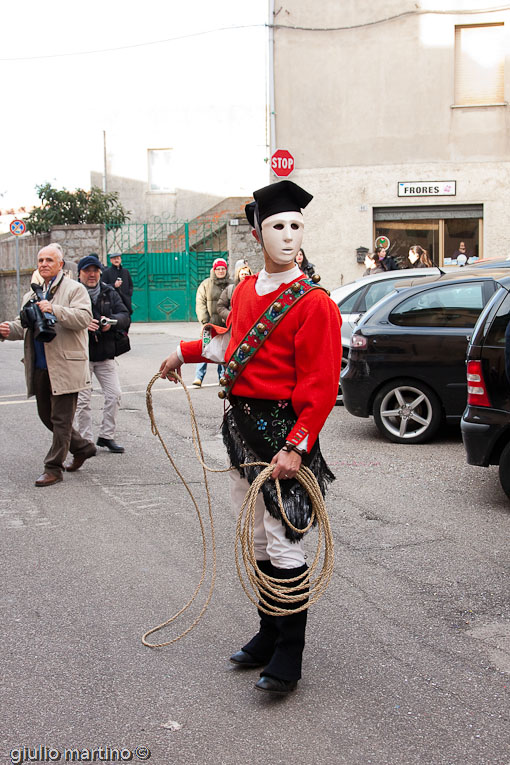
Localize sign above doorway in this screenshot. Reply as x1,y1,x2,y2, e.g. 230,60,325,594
398,181,456,197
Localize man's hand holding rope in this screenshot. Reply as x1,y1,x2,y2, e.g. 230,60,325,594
271,448,301,481
159,352,300,481
159,350,182,382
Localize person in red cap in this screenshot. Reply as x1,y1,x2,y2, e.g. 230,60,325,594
159,180,342,695
192,257,231,386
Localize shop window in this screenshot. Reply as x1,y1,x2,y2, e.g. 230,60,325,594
375,214,482,267
148,149,174,192
443,218,479,265
454,24,505,106
374,221,439,268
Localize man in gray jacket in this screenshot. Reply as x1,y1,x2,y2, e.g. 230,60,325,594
0,245,96,487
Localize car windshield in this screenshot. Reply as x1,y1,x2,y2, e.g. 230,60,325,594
337,276,421,315
337,286,365,313
390,282,485,328
364,280,401,310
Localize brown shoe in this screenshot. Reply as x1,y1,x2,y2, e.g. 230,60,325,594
64,447,96,472
35,472,63,487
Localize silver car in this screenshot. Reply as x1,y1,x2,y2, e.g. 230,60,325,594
331,267,442,357
330,267,442,403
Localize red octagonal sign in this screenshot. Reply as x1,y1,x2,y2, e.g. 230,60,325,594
271,149,294,177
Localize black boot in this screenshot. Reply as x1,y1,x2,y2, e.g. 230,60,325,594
258,563,309,685
236,560,279,664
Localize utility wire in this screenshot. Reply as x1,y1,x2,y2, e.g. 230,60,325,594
272,5,510,32
0,23,265,62
2,7,509,62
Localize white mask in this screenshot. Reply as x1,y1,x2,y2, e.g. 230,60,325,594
260,211,304,265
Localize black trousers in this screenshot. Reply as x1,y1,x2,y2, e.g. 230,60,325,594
33,369,94,476
243,561,309,682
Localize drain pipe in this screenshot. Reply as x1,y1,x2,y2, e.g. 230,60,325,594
268,0,276,161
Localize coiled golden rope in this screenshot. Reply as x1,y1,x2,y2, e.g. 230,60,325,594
142,371,334,647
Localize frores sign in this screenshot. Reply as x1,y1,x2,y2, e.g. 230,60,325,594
398,181,456,197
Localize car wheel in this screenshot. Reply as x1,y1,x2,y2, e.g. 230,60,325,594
373,379,443,444
498,441,510,500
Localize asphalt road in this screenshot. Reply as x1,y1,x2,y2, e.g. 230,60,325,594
1,323,509,765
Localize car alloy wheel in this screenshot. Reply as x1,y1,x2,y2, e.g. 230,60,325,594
373,378,442,444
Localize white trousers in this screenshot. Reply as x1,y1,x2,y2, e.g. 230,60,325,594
229,471,305,569
75,359,122,442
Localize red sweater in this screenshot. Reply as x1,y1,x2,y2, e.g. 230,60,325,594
180,273,342,449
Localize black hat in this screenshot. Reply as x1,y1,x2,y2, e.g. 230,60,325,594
77,254,103,272
244,180,313,228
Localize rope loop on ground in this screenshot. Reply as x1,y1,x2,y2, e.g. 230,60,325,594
142,371,334,646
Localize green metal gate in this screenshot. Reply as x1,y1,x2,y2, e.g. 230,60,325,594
105,221,228,322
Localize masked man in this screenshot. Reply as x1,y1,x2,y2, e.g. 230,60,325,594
0,245,95,486
159,181,342,694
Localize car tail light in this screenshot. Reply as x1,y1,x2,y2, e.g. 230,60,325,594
350,334,367,349
467,360,491,407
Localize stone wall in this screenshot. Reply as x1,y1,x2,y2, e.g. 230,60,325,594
90,171,226,224
48,225,106,263
0,232,51,317
226,218,263,276
0,225,105,318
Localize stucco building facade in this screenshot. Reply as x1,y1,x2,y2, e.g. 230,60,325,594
271,1,510,287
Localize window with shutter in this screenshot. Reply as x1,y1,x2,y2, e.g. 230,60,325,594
454,23,505,106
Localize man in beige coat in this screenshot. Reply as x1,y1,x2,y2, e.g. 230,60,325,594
0,245,96,486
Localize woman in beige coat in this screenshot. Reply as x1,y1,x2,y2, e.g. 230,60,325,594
192,258,231,386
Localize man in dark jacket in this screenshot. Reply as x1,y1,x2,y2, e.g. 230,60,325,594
101,253,134,315
75,255,130,453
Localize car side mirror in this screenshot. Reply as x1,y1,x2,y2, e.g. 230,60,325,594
354,313,363,325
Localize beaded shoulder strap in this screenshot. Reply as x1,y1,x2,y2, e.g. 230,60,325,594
218,277,328,398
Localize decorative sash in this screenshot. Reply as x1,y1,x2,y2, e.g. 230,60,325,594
217,277,327,398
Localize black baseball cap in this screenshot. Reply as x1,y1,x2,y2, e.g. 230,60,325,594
77,254,103,272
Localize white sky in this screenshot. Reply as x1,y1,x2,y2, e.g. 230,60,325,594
0,0,269,212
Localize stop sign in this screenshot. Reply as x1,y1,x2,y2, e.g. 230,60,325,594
271,149,294,177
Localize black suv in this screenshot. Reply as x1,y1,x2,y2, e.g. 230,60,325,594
461,276,510,498
341,269,510,444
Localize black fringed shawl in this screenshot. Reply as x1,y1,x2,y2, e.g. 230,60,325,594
222,395,335,542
